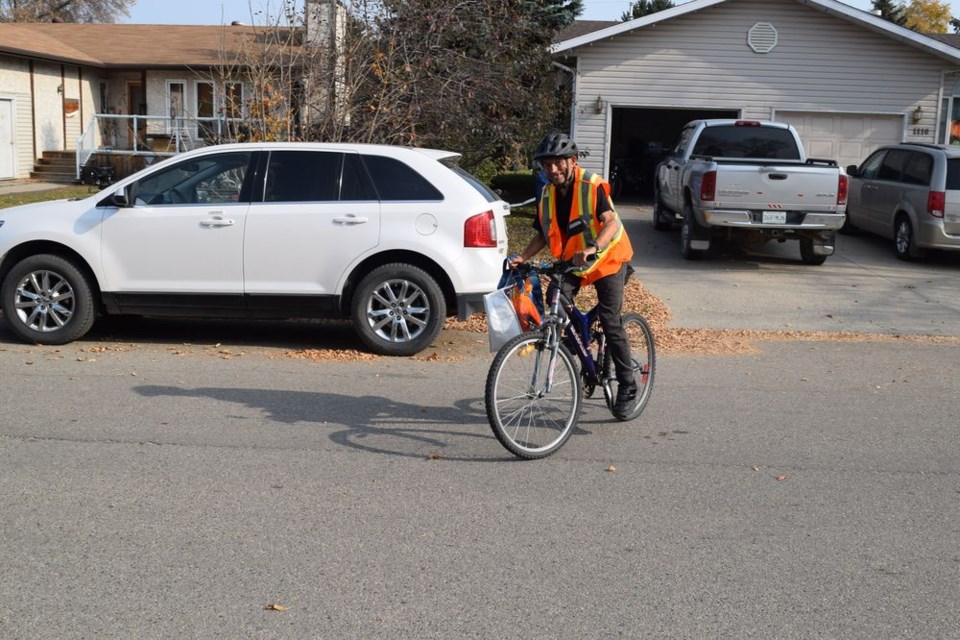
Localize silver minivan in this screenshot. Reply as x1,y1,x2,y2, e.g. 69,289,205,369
845,143,960,260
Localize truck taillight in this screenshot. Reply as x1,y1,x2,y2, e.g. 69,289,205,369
734,120,762,127
464,210,497,247
927,191,945,218
837,174,848,206
700,171,717,201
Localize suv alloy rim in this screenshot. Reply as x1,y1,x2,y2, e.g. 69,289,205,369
14,269,75,333
364,278,431,343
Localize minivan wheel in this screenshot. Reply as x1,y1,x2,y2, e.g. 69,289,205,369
894,215,925,261
351,263,446,356
0,254,96,345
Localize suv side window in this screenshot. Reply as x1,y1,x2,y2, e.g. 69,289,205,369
363,155,443,201
901,152,933,186
877,149,910,181
858,150,886,180
265,151,341,202
340,153,378,201
132,152,251,206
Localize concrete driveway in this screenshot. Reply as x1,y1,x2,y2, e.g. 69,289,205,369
618,202,960,337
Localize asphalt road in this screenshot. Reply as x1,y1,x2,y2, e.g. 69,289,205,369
1,206,959,638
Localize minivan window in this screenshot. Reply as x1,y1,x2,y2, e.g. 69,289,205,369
858,150,886,179
691,126,801,159
877,149,910,181
363,155,443,201
265,151,341,202
901,152,933,186
946,158,960,190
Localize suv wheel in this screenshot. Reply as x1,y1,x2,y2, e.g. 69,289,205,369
894,215,925,261
1,254,96,344
351,263,446,356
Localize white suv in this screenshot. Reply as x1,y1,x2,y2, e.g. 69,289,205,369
0,143,509,356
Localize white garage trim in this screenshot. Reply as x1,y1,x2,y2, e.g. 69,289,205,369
773,110,905,169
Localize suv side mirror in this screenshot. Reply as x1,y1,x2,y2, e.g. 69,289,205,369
98,185,130,208
846,165,860,177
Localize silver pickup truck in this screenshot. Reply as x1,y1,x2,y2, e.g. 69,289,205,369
653,119,848,265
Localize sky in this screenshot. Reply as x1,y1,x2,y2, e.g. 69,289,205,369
120,0,920,26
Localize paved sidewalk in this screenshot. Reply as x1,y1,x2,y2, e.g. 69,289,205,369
0,179,77,196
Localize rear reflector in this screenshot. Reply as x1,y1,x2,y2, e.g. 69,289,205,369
464,210,497,247
700,171,717,201
928,191,945,218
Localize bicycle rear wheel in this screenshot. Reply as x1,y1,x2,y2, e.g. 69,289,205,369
485,332,582,459
608,313,656,422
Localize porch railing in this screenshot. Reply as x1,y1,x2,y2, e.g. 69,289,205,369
76,113,246,179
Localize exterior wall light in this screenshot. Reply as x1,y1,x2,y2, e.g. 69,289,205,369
911,105,923,124
595,96,604,114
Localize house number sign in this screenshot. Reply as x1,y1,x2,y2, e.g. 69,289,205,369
911,127,930,136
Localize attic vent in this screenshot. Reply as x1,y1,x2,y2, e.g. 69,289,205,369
747,22,778,53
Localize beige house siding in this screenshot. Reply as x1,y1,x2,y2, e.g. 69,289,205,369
569,0,954,176
0,57,35,178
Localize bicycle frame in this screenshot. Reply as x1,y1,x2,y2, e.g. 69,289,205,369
539,268,614,399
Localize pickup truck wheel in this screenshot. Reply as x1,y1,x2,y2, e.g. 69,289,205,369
894,215,925,261
351,263,446,356
799,239,828,265
652,190,672,231
680,204,706,260
0,254,96,345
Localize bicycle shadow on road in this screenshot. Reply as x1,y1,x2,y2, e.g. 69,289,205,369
135,384,517,462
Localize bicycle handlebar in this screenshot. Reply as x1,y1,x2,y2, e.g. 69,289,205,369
509,254,597,278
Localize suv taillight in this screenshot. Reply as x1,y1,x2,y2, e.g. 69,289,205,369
927,191,945,218
700,171,717,201
464,210,497,247
837,174,848,206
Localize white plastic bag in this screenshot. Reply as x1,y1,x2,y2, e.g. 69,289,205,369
484,286,522,352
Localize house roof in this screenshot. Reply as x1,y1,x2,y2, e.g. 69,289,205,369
0,23,298,69
555,0,960,64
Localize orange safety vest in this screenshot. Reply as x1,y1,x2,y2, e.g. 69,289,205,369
538,168,633,284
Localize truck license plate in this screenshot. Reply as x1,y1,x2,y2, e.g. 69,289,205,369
762,211,786,224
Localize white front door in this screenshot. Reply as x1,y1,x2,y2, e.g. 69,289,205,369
100,152,252,292
0,99,15,179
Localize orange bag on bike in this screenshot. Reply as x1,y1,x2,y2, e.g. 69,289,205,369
507,275,542,331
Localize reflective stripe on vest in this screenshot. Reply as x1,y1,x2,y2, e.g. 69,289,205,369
538,168,633,284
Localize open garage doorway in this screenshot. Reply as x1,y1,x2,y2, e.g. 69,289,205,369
610,107,737,199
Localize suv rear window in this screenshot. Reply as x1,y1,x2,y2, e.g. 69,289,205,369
447,164,501,203
363,155,443,201
691,125,801,160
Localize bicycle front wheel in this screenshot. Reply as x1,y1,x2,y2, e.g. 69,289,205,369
485,332,582,459
609,313,656,422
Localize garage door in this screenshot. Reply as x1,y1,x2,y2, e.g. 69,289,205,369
776,111,903,169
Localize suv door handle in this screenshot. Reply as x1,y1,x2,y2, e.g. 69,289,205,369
334,215,369,225
200,217,235,227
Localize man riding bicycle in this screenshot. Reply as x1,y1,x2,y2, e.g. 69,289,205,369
510,132,638,418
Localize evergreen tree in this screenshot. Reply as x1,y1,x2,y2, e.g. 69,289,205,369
871,0,907,26
620,0,675,21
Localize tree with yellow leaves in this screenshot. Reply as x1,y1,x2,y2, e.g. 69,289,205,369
903,0,952,33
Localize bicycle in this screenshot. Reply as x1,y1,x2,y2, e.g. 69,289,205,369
484,260,656,459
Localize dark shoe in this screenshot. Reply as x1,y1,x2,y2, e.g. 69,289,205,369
613,380,638,417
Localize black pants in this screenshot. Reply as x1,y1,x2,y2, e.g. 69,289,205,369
552,263,634,385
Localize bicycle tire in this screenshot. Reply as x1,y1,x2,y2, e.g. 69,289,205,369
608,313,656,422
485,332,582,459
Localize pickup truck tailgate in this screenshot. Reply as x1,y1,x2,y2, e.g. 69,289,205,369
713,163,842,212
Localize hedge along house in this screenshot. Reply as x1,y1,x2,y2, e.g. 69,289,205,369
555,0,960,198
0,0,343,183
